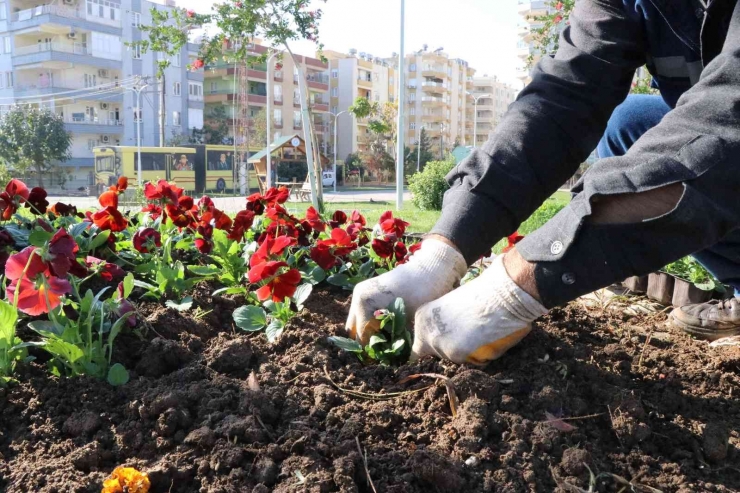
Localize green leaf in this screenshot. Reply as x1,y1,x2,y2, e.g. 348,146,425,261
107,363,130,386
233,305,267,332
188,265,220,277
68,222,89,239
28,230,53,247
292,283,313,310
165,296,193,312
300,265,326,285
213,286,248,296
0,300,18,344
389,298,407,338
359,260,374,278
265,320,284,343
27,320,62,336
327,274,350,287
694,280,716,292
369,334,388,347
133,279,158,291
89,230,111,250
328,336,363,353
391,339,406,353
123,273,134,299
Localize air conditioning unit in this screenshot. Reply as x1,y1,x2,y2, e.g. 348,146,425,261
98,69,110,78
100,102,109,110
62,0,76,5
100,135,111,144
67,31,77,40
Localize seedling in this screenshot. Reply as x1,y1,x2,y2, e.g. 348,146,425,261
329,297,411,366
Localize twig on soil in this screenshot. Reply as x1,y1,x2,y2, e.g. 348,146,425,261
637,326,655,371
397,373,460,417
284,372,310,384
356,437,378,493
254,413,276,441
322,366,433,401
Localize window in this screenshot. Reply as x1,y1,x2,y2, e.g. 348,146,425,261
133,107,141,122
132,44,142,59
410,107,415,115
273,109,282,125
409,63,416,71
331,69,338,79
87,139,99,150
374,94,379,102
0,2,6,21
84,74,97,88
6,72,13,89
172,54,180,67
331,87,338,97
210,81,217,93
173,111,181,126
2,37,10,54
373,72,379,81
408,92,415,102
173,82,181,96
132,12,141,28
331,106,338,114
293,88,300,102
410,122,416,130
188,83,203,98
293,110,301,127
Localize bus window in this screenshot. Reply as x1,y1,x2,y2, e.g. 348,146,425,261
207,150,233,171
95,155,115,173
174,154,193,171
141,153,166,171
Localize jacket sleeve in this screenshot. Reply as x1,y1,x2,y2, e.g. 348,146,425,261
430,0,646,263
517,0,740,308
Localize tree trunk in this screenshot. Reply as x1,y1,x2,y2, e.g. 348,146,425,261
35,161,44,188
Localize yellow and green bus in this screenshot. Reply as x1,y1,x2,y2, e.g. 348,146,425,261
93,145,259,195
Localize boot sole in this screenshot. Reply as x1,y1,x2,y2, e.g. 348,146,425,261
670,312,740,341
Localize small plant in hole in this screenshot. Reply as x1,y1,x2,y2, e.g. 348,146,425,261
329,297,411,366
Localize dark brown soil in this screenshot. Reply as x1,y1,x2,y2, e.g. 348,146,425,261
1,286,739,492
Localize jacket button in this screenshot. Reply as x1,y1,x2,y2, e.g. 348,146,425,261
562,272,576,285
550,241,564,255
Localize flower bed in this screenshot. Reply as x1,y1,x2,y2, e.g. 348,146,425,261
0,178,739,492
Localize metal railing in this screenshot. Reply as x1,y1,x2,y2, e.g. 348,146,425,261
61,115,122,126
15,42,92,57
11,2,122,27
307,73,329,84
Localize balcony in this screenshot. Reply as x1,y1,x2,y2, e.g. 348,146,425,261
10,4,122,35
421,96,447,107
357,75,372,88
273,119,283,129
421,65,447,80
60,115,124,134
421,81,447,94
314,123,329,133
421,113,444,122
306,73,329,91
13,83,123,102
293,121,303,130
273,94,283,105
311,103,329,113
13,42,120,70
274,70,283,81
518,0,549,16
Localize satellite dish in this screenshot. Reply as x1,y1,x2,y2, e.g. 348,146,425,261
422,44,428,51
391,52,398,58
291,137,301,147
349,48,357,56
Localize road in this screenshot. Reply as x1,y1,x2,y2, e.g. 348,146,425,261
49,189,412,213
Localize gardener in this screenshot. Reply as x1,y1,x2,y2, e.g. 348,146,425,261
346,0,740,365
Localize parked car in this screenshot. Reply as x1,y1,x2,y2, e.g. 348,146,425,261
322,171,335,187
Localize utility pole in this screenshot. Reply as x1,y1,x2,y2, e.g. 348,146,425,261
332,110,347,193
125,76,150,186
159,73,166,147
266,51,279,188
395,0,406,211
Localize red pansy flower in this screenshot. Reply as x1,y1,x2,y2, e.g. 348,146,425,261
502,232,525,253
248,261,302,302
195,224,214,254
246,192,266,215
47,228,87,278
92,206,128,232
350,210,366,227
133,227,162,254
0,179,30,220
49,202,80,217
141,203,163,220
85,256,124,282
201,207,232,231
144,180,183,205
409,242,422,255
5,246,71,316
250,235,296,267
372,238,394,259
310,228,358,270
394,241,408,262
165,195,198,229
329,210,348,229
26,187,48,215
304,206,326,232
263,186,290,207
379,211,409,238
192,59,205,70
228,210,255,242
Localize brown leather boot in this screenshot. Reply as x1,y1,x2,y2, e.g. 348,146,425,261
671,298,740,340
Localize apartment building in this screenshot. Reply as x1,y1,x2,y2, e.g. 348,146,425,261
324,49,397,161
516,0,552,86
0,0,204,190
469,75,518,145
404,48,476,154
203,41,331,157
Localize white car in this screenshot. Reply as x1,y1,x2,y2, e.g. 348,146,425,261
322,171,335,187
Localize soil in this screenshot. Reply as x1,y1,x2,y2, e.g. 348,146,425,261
1,285,740,493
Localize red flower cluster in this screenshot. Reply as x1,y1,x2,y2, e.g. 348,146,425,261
371,211,411,261
133,227,162,254
0,179,29,220
310,228,357,270
92,177,129,232
5,245,72,316
248,261,301,302
502,232,525,253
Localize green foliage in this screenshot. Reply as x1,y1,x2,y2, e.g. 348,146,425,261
203,105,232,145
277,161,308,183
413,128,435,173
0,300,28,386
408,158,456,211
663,256,724,292
207,229,251,293
492,199,569,254
0,106,71,187
233,291,310,343
329,297,411,366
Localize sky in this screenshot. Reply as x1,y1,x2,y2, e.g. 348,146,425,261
176,0,524,88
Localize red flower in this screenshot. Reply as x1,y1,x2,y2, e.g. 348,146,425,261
201,207,232,231
250,235,296,267
92,206,128,232
99,176,128,208
329,210,348,229
275,62,283,71
379,211,409,238
246,192,265,215
553,13,563,23
0,179,30,220
409,242,422,255
503,232,525,253
5,246,71,316
228,210,255,242
248,261,302,302
186,9,195,17
304,206,326,232
372,238,394,259
133,227,162,254
85,256,124,282
49,202,80,217
555,1,563,9
165,195,198,229
350,210,366,227
47,228,87,278
144,180,183,205
394,241,408,262
115,281,136,327
310,228,357,270
141,203,163,220
192,59,204,70
195,224,214,254
26,187,48,215
264,186,290,206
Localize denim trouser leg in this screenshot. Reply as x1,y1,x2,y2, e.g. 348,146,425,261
597,94,740,296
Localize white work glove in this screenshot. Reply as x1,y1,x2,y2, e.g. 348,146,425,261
346,238,468,344
412,255,549,365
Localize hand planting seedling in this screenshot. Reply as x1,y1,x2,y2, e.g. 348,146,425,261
329,297,411,366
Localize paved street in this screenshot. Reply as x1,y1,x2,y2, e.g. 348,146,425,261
48,188,412,213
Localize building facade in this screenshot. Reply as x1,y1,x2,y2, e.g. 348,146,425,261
203,40,331,159
0,0,204,190
469,75,518,145
516,0,551,86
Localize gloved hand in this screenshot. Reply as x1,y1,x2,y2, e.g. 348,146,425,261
346,238,468,344
412,255,549,365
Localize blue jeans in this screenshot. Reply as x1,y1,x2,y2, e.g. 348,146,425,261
597,94,740,296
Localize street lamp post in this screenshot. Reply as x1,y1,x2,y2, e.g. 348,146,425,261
468,92,491,148
416,124,425,172
331,110,348,193
125,76,149,187
395,0,406,211
265,51,279,189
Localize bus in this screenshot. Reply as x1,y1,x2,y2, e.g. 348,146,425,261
93,145,259,195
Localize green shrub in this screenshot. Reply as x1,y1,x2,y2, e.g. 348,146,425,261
492,198,568,253
408,158,456,211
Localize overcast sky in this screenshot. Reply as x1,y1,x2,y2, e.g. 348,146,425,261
175,0,524,88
